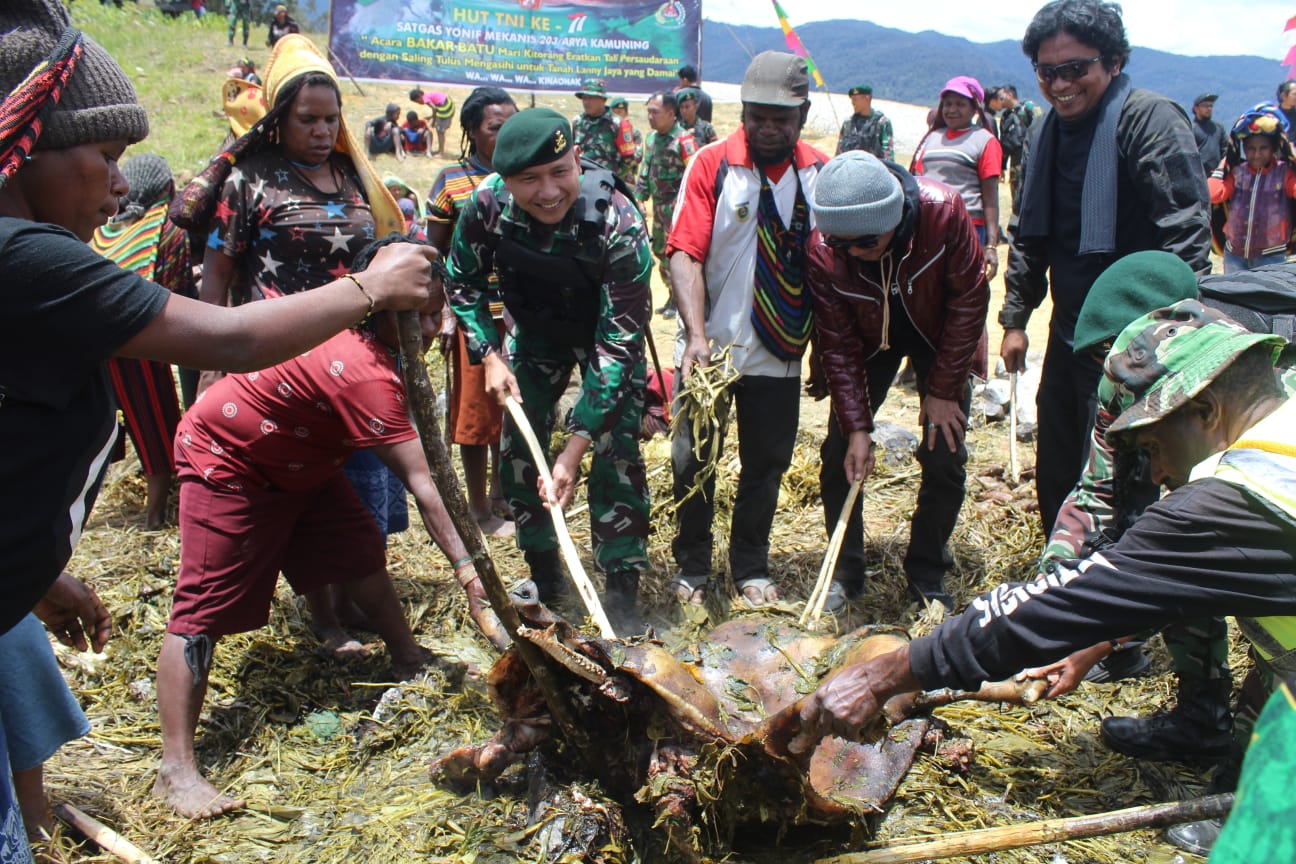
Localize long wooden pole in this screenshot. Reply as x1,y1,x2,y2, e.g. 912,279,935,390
815,794,1234,864
503,395,616,638
397,312,594,763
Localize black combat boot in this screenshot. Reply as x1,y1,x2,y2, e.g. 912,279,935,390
603,571,642,635
524,548,566,606
1100,675,1234,762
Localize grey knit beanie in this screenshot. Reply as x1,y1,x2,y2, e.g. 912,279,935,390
811,151,903,237
0,0,149,150
120,153,172,210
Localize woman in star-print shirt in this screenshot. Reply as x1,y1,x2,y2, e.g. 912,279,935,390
197,61,411,653
201,72,376,304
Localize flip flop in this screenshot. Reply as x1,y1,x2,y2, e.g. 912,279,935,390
673,573,708,606
735,577,783,609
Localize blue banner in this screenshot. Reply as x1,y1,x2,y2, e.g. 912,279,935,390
329,0,701,93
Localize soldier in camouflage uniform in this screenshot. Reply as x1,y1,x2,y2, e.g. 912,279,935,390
447,108,653,626
636,91,697,320
609,96,643,188
1039,253,1296,805
835,84,894,160
572,78,635,176
676,88,717,149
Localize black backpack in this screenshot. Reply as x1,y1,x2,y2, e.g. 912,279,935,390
1198,263,1296,342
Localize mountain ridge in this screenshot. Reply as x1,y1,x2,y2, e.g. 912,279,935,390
700,18,1287,130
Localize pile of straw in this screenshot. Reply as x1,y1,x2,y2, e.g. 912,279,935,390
36,371,1234,864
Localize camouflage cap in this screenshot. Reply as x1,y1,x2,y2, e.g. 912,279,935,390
575,77,608,98
492,107,573,177
1103,300,1284,444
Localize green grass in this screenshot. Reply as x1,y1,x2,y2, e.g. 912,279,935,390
70,3,834,196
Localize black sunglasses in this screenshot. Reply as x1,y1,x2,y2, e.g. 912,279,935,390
1033,56,1103,83
824,234,880,250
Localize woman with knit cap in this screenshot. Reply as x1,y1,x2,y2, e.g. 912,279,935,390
0,0,436,851
911,75,1002,280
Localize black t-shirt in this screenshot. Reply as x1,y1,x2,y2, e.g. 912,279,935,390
911,478,1296,690
1046,112,1100,343
0,218,170,634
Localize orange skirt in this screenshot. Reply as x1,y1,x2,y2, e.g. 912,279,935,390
449,323,506,446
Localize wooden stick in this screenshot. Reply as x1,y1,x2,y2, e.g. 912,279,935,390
801,476,863,627
396,313,596,768
55,803,159,864
503,395,616,638
1008,370,1020,482
644,326,670,424
325,47,367,97
815,793,1234,864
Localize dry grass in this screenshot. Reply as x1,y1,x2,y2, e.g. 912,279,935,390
39,358,1244,864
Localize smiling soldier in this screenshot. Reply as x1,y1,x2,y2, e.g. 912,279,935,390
446,108,653,630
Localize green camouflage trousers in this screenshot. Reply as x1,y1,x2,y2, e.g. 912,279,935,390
501,338,649,575
650,219,673,294
1164,617,1230,681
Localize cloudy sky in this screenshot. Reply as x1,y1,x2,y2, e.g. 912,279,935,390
703,1,1291,61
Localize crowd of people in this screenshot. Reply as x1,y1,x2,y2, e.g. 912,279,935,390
3,0,1296,860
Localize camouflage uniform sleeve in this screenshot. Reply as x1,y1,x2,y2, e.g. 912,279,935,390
1041,405,1118,567
446,182,502,363
836,118,849,155
880,114,895,161
570,193,653,439
635,132,652,202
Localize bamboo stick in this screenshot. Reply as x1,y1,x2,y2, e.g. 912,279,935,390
503,395,616,638
55,803,159,864
801,476,863,627
1008,370,1020,482
815,793,1234,864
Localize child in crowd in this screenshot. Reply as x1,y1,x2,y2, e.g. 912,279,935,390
1209,103,1296,272
402,109,431,156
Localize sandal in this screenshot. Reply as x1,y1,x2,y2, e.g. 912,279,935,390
673,573,708,606
735,577,783,609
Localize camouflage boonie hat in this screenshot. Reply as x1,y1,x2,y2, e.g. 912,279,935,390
575,78,608,98
1103,300,1284,444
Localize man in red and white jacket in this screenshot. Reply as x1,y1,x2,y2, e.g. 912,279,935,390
665,51,829,608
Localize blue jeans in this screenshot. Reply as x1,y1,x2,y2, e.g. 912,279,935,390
1224,250,1285,273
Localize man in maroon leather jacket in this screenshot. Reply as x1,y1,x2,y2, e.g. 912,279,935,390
806,151,989,609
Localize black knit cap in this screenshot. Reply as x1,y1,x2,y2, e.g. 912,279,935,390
0,0,149,150
492,107,573,177
120,153,173,209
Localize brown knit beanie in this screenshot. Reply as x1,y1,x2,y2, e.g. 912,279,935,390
0,0,149,149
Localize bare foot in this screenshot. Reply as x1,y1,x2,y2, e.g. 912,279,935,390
144,508,169,531
154,763,244,819
311,623,373,661
475,513,515,538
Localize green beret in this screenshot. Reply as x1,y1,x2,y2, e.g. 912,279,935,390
1073,251,1199,354
675,87,699,104
493,108,573,177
